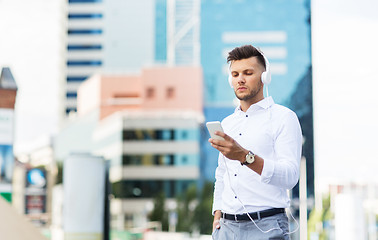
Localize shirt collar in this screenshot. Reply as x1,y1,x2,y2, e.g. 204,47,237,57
234,96,274,113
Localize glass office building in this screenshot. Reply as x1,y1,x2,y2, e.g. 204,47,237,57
65,0,156,114
199,0,313,207
65,0,104,114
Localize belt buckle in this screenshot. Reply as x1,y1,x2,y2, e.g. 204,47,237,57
234,214,238,222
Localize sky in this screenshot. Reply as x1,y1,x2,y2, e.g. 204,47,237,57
312,0,378,189
0,0,63,152
1,0,378,190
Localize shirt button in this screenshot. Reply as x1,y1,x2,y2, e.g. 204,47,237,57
246,115,248,117
235,196,237,199
239,133,242,136
234,174,237,176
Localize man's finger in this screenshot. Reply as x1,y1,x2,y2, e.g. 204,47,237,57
213,219,221,231
209,138,226,147
215,131,234,142
215,131,227,138
211,145,230,157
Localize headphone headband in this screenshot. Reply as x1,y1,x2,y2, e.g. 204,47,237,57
258,48,271,85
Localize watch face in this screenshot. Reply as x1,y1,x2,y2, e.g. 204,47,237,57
245,152,255,164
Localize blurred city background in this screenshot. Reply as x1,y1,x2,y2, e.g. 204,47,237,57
0,0,377,239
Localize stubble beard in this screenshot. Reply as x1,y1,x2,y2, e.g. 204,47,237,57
234,81,262,101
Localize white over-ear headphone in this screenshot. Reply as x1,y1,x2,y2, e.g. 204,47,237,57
228,47,271,88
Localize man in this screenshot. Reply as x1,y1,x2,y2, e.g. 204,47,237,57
209,45,302,240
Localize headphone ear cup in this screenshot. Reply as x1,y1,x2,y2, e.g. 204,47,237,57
261,71,271,85
261,54,271,85
261,72,267,84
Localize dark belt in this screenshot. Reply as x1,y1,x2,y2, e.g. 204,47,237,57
221,208,285,221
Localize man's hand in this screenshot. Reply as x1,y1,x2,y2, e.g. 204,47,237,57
212,210,221,232
209,131,264,175
208,131,248,163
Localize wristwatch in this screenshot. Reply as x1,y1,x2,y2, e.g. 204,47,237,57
241,151,255,165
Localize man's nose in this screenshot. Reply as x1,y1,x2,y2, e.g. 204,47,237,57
237,74,246,83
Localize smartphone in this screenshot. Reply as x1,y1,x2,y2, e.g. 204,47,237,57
206,121,225,141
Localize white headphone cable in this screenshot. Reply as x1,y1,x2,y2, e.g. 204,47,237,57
221,152,299,235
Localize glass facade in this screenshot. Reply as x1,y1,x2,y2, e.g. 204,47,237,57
123,129,175,141
122,154,197,166
67,29,103,34
67,45,102,50
68,0,102,3
68,13,103,19
112,180,196,199
65,108,76,115
122,128,198,141
65,0,104,114
66,92,77,98
199,0,314,203
155,0,167,63
66,60,102,66
66,76,89,82
117,125,200,200
150,1,313,201
122,155,174,166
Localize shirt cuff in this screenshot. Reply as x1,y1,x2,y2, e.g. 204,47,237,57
260,158,275,184
212,203,221,216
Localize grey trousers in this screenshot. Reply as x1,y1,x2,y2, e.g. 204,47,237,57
212,213,290,240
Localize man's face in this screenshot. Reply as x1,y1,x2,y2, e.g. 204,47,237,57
230,56,265,103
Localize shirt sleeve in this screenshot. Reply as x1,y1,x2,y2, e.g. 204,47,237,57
212,152,226,215
260,111,302,189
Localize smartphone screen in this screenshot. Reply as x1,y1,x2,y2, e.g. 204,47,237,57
206,121,225,141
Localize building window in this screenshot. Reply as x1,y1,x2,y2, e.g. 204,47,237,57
169,130,175,140
67,44,102,50
182,131,188,139
67,76,88,82
123,129,176,141
113,93,139,98
166,87,175,99
112,180,195,198
168,155,174,165
68,29,103,35
122,154,175,166
66,92,77,98
69,0,102,3
112,180,164,198
65,108,77,114
146,87,155,98
67,60,102,66
68,13,103,19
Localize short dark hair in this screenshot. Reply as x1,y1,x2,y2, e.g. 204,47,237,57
227,45,266,70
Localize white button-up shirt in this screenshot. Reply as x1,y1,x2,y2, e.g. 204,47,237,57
212,96,302,214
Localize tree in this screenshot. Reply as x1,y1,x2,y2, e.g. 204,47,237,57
176,184,197,232
55,161,63,185
193,182,214,235
149,192,169,231
307,194,333,240
147,181,215,235
176,182,214,234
